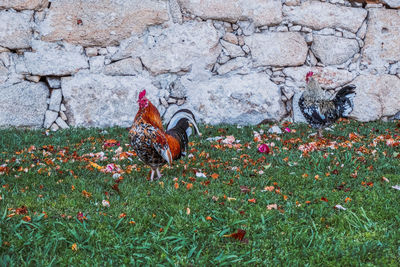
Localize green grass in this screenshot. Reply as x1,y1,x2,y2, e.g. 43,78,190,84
0,120,399,266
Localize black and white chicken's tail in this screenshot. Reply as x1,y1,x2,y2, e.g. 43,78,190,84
165,109,201,158
334,85,356,118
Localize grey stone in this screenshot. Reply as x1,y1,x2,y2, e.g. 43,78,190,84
39,0,169,47
283,1,367,33
169,0,183,24
217,57,251,75
245,32,307,67
220,39,245,58
223,32,238,45
238,21,255,36
60,103,66,112
104,58,143,76
25,75,40,83
60,111,67,121
140,21,221,75
62,74,161,127
24,41,89,76
0,81,49,127
315,28,335,35
46,77,61,89
44,110,58,128
50,122,59,131
98,48,108,55
0,10,33,49
382,0,400,8
89,56,105,73
289,25,301,31
49,89,62,112
351,74,400,121
0,0,48,10
178,0,282,26
357,20,367,39
56,117,69,129
181,72,285,125
311,35,359,65
85,47,98,57
362,9,400,73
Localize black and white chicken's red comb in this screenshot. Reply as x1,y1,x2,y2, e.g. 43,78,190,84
305,71,314,82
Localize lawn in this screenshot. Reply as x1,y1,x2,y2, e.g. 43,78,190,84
0,120,399,265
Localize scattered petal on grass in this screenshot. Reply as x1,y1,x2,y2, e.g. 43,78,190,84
267,204,278,210
248,198,256,203
129,221,136,225
284,128,291,133
334,205,347,211
71,243,78,251
258,144,270,154
186,183,193,190
22,216,31,222
261,186,274,192
119,213,126,218
174,183,179,189
211,173,219,179
186,207,190,215
240,186,250,194
392,185,400,191
382,177,390,183
227,197,236,202
222,135,235,144
102,200,110,207
345,197,351,203
196,172,206,178
206,216,212,221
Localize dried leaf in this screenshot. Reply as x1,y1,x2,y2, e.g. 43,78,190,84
240,186,250,194
223,229,248,243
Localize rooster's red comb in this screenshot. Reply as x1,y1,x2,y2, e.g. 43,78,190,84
306,71,314,78
138,89,146,100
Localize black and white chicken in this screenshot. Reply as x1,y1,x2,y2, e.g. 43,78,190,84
298,71,356,137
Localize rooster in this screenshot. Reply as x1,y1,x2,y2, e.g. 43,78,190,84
129,90,200,181
298,71,356,137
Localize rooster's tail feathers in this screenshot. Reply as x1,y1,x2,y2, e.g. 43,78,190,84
166,109,200,137
335,85,356,117
166,109,200,157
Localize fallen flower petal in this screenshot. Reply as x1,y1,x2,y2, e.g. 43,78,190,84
248,198,256,203
102,200,110,207
392,185,400,190
71,243,78,251
258,144,270,154
267,204,278,210
334,205,346,211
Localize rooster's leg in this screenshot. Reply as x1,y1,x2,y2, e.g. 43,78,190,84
318,129,323,138
156,168,162,180
150,169,155,182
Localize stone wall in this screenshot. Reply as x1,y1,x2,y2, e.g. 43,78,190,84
1,0,400,129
